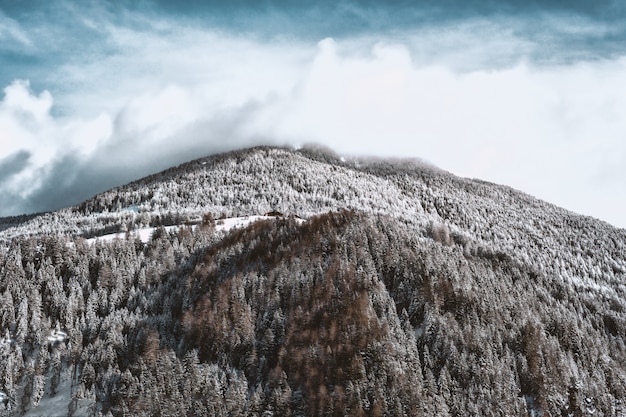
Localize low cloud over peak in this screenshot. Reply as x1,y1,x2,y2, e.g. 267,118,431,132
1,1,625,228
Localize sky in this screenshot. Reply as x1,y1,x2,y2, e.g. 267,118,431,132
1,0,625,229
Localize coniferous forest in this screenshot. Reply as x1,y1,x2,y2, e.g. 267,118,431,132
1,145,625,416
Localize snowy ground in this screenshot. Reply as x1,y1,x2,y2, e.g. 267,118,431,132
22,368,93,417
85,215,302,245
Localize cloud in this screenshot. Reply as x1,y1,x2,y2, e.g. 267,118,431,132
0,150,31,181
249,39,626,227
0,4,625,229
0,27,305,216
0,79,52,125
0,11,31,48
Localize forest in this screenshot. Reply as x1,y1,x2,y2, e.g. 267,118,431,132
0,145,625,416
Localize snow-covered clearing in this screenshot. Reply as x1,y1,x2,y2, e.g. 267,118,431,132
85,215,302,245
22,368,93,417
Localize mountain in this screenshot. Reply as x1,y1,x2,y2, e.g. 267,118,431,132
0,145,625,416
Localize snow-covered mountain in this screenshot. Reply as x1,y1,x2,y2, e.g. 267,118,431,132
0,145,625,416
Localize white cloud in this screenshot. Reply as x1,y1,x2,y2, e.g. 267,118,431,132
1,17,625,228
0,11,32,48
1,80,52,126
248,40,626,227
0,81,54,193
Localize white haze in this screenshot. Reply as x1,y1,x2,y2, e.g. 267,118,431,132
0,15,625,228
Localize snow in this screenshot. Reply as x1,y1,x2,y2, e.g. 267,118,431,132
214,215,277,231
414,323,425,338
84,215,304,245
47,330,68,345
0,391,9,405
0,336,12,347
524,395,543,417
22,368,93,417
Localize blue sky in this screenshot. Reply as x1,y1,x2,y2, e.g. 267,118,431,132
1,0,626,228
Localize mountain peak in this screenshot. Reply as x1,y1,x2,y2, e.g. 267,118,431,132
0,145,625,415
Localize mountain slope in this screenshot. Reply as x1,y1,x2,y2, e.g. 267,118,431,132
0,145,625,416
3,145,624,297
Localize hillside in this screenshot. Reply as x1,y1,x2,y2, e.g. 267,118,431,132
0,145,625,416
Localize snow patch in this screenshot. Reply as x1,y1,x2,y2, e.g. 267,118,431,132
414,323,424,339
0,391,11,408
22,368,92,417
47,330,68,345
84,215,305,245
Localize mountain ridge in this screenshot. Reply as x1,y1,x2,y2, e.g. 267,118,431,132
3,145,623,289
2,144,620,235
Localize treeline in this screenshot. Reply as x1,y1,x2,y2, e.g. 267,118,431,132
1,210,625,416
